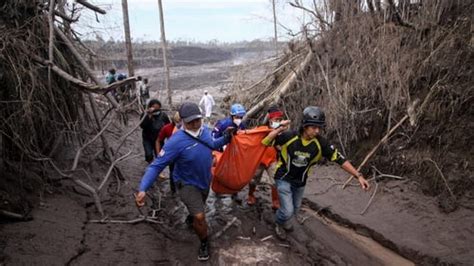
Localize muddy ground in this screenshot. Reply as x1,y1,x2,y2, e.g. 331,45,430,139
1,52,472,265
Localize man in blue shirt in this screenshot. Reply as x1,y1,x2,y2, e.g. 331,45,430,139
135,102,231,261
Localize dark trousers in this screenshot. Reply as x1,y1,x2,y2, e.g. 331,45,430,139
143,138,155,163
169,163,176,193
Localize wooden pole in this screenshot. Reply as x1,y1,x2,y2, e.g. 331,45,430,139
157,0,171,106
272,0,278,57
121,0,135,77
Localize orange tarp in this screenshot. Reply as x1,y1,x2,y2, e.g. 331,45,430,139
211,126,273,194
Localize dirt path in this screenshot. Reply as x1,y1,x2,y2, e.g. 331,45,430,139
0,160,413,265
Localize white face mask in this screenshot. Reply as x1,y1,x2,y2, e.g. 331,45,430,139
270,121,281,129
233,119,242,127
185,127,201,138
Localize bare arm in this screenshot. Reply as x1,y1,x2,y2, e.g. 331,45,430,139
340,161,370,190
262,120,290,146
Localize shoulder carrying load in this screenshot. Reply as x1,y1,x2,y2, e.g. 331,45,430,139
211,126,273,194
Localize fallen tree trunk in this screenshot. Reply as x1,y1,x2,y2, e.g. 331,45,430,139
76,0,107,14
244,48,314,120
55,27,120,109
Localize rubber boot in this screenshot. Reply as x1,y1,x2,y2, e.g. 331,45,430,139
247,184,257,206
271,185,280,210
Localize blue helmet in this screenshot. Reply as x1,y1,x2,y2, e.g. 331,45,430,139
230,103,246,116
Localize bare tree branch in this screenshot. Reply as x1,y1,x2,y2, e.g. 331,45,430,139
76,0,107,14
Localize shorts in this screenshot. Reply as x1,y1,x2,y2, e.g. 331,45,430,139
178,184,209,216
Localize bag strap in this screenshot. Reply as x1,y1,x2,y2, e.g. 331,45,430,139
182,130,215,151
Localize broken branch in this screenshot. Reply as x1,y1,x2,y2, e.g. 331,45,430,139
245,48,314,119
212,217,238,239
76,0,106,14
342,115,409,189
424,158,455,199
360,182,379,215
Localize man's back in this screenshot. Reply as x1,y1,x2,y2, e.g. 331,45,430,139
106,72,116,84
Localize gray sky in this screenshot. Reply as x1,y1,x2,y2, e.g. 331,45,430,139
76,0,310,43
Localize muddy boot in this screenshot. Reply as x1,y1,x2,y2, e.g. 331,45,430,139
169,180,176,195
198,240,210,261
185,215,194,228
205,188,218,219
221,195,233,215
283,219,294,232
275,223,287,240
247,184,257,206
271,185,280,210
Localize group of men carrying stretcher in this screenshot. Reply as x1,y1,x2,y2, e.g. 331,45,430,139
135,101,370,261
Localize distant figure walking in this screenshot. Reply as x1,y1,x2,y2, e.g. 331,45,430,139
199,90,215,124
137,76,150,110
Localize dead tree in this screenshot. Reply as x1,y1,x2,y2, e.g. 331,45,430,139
1,0,146,218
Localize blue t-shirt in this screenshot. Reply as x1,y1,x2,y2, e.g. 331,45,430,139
139,127,229,191
212,117,246,139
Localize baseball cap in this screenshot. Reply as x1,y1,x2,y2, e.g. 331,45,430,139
179,102,203,123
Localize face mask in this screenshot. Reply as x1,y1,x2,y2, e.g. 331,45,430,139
270,121,281,129
185,128,201,138
152,111,161,116
233,119,242,127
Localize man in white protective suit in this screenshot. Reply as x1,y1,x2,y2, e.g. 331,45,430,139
199,90,215,125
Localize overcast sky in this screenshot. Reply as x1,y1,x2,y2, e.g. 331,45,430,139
76,0,310,43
